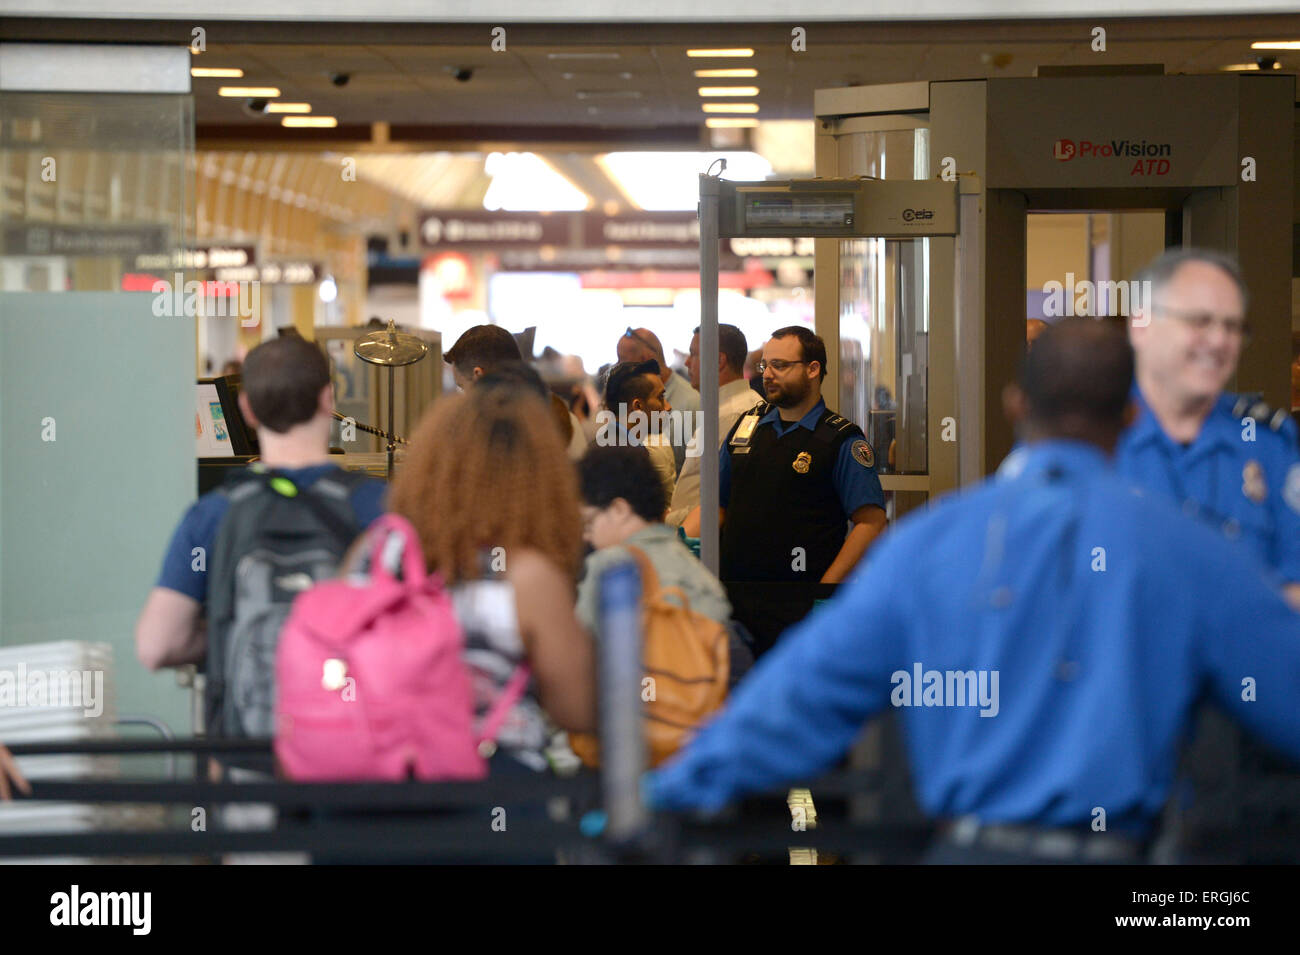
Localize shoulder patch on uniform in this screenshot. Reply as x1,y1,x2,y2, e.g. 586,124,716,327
1284,462,1300,516
1232,394,1293,434
851,439,875,469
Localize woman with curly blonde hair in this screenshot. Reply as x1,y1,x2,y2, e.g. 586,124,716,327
387,382,595,772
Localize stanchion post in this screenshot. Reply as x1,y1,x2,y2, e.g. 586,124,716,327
597,560,648,845
699,173,722,575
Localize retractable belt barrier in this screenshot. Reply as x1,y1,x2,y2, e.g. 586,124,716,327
4,737,1299,863
0,737,939,862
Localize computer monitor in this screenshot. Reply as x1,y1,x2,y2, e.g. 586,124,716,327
196,376,255,458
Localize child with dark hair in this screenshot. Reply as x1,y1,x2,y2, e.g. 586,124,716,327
575,444,732,637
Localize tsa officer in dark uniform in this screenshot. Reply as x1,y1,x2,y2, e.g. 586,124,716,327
709,326,886,655
1118,248,1300,611
649,320,1300,862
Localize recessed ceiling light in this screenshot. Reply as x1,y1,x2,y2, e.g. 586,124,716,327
687,49,754,58
282,116,338,128
1250,40,1300,49
191,67,244,78
706,118,758,128
698,87,759,97
218,86,281,97
702,103,760,113
694,68,757,78
266,102,312,113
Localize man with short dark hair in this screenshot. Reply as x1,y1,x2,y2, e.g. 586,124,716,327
666,324,763,527
448,326,587,458
693,325,886,655
1118,248,1300,610
599,360,676,508
651,319,1300,864
136,336,386,674
444,324,523,391
617,326,700,473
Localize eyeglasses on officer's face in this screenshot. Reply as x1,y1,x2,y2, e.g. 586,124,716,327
755,358,807,375
1151,304,1253,344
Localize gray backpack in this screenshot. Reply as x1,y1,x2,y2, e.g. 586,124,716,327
205,466,369,738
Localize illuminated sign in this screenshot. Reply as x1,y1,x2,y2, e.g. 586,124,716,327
133,245,255,270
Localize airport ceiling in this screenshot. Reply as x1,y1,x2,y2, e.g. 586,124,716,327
6,14,1300,149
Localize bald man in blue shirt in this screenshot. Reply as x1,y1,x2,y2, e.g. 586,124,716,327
648,318,1300,863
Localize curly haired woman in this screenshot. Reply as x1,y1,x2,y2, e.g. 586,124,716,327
387,382,596,773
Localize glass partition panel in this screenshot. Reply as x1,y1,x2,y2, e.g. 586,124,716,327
839,236,929,476
0,91,194,292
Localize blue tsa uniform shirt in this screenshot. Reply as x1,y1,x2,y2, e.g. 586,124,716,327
649,441,1300,834
1116,389,1300,583
155,464,386,605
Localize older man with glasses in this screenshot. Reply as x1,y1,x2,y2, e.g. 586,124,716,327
1118,247,1300,610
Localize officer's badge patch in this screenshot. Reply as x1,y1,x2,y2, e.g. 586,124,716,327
851,440,875,469
1284,463,1300,515
792,451,812,474
1242,460,1267,503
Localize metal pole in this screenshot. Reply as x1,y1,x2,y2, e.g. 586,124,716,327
598,560,648,843
698,174,722,576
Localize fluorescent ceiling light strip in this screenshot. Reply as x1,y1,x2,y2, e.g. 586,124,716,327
1250,40,1300,49
266,102,312,113
687,49,754,57
694,69,757,78
191,67,243,78
698,86,759,97
282,116,337,128
702,103,759,113
218,86,280,97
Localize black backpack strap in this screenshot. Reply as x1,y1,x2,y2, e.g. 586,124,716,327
293,472,366,549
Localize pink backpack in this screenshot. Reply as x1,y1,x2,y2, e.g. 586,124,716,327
274,513,528,781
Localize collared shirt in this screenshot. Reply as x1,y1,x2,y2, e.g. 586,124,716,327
718,398,884,517
665,378,764,527
662,373,700,476
649,440,1300,833
1116,387,1300,582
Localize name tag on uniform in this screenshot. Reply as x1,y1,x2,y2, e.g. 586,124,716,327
730,414,759,448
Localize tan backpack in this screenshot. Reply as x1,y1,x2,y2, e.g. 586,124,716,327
570,545,730,768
